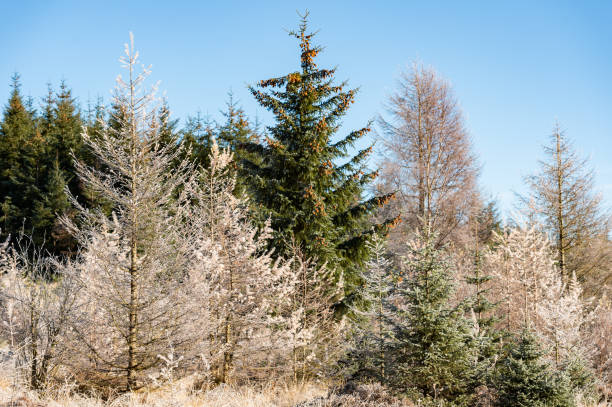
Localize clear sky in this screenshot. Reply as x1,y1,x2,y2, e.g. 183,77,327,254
1,0,611,217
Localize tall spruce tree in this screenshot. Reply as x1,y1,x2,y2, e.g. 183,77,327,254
244,14,397,299
38,81,83,254
0,74,44,247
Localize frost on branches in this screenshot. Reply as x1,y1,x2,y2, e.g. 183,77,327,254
0,235,80,390
187,141,300,384
485,224,592,366
344,233,394,383
59,35,197,390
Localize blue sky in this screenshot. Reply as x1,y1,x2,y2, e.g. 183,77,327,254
1,1,611,217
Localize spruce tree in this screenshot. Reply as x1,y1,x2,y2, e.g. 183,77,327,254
465,219,502,386
344,233,394,383
157,99,180,147
244,14,397,299
48,81,82,186
495,329,574,407
37,81,82,254
389,232,476,404
180,111,216,168
181,93,259,186
0,74,43,246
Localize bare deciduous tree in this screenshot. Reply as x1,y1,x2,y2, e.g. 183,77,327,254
521,124,610,292
486,223,593,369
0,235,79,390
377,63,480,249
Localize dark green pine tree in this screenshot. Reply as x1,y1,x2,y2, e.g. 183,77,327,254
218,93,259,156
158,99,180,147
82,97,106,170
243,15,397,298
180,111,216,168
33,80,82,254
495,329,574,407
181,93,259,182
0,74,44,245
48,81,82,185
32,159,72,252
216,92,260,194
389,232,476,404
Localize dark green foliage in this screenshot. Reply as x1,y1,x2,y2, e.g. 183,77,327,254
37,81,83,255
0,75,44,246
32,159,72,252
562,355,598,403
494,330,574,407
180,111,216,168
465,247,502,387
475,200,503,248
243,14,397,299
389,233,476,404
158,100,180,147
181,93,259,190
0,76,83,255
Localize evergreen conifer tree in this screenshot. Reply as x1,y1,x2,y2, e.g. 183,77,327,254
0,74,43,246
344,233,394,383
389,232,476,404
465,220,502,386
181,111,216,168
157,99,180,147
495,329,574,407
36,81,82,254
244,14,397,299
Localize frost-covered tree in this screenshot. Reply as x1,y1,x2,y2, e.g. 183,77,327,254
281,243,343,382
480,225,593,393
590,296,612,396
486,223,594,387
61,35,196,390
0,235,79,390
537,272,591,368
344,233,394,383
485,224,558,332
187,141,296,384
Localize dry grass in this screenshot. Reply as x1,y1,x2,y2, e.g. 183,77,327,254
0,376,328,407
0,377,609,407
